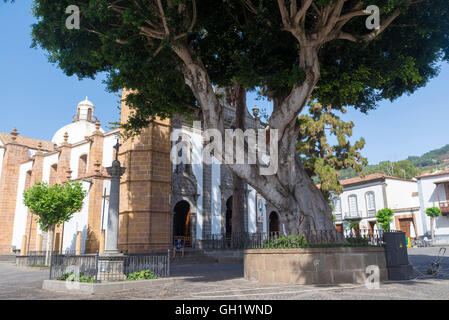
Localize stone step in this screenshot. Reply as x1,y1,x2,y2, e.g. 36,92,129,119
170,251,218,265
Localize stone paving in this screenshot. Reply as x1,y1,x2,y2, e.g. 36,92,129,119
1,247,448,300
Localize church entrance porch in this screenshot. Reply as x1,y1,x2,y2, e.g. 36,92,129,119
173,200,192,248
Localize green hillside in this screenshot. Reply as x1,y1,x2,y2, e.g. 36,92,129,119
338,144,449,180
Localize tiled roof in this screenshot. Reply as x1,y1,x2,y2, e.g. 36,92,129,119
338,173,415,187
339,173,386,186
416,169,449,179
0,132,55,151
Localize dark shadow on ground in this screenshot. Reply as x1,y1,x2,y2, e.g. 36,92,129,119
170,263,244,282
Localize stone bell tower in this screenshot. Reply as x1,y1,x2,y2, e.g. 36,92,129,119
117,90,173,253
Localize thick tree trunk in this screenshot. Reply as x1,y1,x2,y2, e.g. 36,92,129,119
45,225,54,266
431,216,435,243
231,83,246,243
175,43,335,235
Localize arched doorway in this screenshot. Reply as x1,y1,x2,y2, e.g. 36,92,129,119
225,197,233,240
269,211,280,234
173,200,191,247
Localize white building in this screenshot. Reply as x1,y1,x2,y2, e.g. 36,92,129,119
332,174,421,238
416,170,449,244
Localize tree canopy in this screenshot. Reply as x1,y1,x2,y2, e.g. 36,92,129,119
23,182,86,231
18,0,449,233
28,0,449,130
297,102,367,199
376,208,395,232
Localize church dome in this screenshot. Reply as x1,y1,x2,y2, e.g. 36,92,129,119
51,97,104,145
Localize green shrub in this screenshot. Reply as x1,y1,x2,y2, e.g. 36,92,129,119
376,208,395,232
57,272,95,283
126,270,158,281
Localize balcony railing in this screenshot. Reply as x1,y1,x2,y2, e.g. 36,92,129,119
344,211,363,219
334,213,342,221
367,209,377,217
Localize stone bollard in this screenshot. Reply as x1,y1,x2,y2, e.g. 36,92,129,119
36,234,43,252
75,231,82,255
99,230,105,254
21,235,27,255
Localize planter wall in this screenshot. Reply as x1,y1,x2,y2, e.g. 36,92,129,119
244,247,388,285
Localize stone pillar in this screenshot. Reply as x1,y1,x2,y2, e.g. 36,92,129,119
21,235,27,255
75,231,82,255
104,148,126,255
36,234,43,252
99,230,105,254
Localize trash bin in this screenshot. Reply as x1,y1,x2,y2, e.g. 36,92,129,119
383,231,414,280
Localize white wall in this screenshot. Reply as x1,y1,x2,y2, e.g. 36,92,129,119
62,181,91,253
102,133,117,167
418,174,449,238
247,186,257,233
11,161,33,250
0,147,4,181
385,179,419,210
70,143,90,179
42,153,59,183
337,182,385,220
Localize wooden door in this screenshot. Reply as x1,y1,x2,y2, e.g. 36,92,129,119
336,224,343,234
399,218,413,238
368,221,376,236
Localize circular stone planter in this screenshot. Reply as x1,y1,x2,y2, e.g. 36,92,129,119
244,247,388,285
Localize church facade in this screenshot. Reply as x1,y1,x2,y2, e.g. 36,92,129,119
0,90,280,255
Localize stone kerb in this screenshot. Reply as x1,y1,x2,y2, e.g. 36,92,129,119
244,247,388,285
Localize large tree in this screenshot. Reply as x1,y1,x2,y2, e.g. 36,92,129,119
297,102,367,201
23,182,86,265
25,0,449,234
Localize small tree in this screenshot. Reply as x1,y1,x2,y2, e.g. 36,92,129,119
23,182,86,265
425,207,442,243
376,208,395,232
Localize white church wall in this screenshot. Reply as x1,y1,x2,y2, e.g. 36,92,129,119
70,143,90,179
11,161,33,250
42,153,59,183
62,181,90,253
0,146,4,181
190,129,204,240
100,179,111,245
102,133,118,167
247,186,257,233
211,156,222,235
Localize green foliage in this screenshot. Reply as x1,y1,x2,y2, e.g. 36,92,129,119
348,220,360,231
27,0,449,137
339,159,419,180
257,233,373,248
376,208,395,232
57,272,95,283
126,270,158,281
29,264,47,268
425,207,442,218
263,235,306,249
408,144,449,168
297,103,367,199
23,182,86,231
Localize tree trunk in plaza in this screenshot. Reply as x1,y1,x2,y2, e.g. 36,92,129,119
231,84,246,242
45,225,54,266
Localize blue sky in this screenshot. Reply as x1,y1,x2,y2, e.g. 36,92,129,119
1,1,448,165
